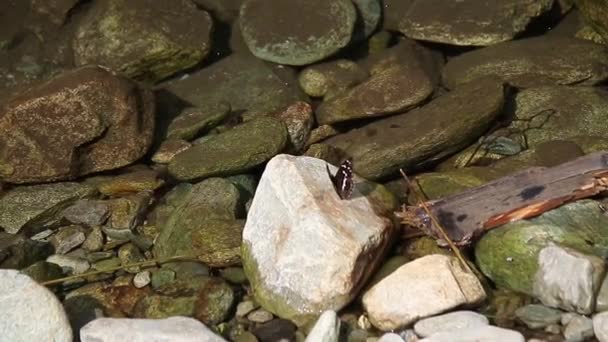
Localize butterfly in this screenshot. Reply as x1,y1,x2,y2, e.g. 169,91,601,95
326,158,354,200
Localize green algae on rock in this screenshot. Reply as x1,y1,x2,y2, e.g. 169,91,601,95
475,200,608,295
168,117,288,181
443,36,608,89
322,76,505,180
73,0,213,83
239,0,356,65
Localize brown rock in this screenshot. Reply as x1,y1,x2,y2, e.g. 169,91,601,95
0,66,155,184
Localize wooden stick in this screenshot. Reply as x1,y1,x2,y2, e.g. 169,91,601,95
40,255,198,287
400,169,474,274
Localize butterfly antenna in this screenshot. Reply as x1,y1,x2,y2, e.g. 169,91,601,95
399,169,473,274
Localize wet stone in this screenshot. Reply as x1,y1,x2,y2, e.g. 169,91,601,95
63,200,110,227
151,139,192,164
73,0,213,82
247,309,274,323
514,304,564,329
239,0,356,65
82,226,105,252
236,300,258,318
443,36,608,89
0,66,155,183
97,170,164,196
167,102,231,141
49,225,86,255
399,0,553,46
133,270,151,289
194,277,236,326
0,182,95,235
251,319,297,342
47,254,90,274
298,59,369,98
168,117,288,181
117,243,145,274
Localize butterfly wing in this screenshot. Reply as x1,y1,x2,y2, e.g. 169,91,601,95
327,158,354,200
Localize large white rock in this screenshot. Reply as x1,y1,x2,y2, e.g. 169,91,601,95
533,244,605,315
0,269,72,342
80,316,226,342
593,311,608,342
242,154,396,325
362,254,486,331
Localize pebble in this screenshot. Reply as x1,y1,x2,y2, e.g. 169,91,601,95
247,309,274,323
378,333,405,342
514,304,563,329
236,300,258,317
305,310,340,342
563,314,594,342
133,270,151,288
46,254,90,274
593,312,608,342
414,310,489,337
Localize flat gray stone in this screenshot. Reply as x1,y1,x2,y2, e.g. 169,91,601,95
443,36,608,89
80,316,227,342
323,76,504,180
399,0,553,46
168,117,288,181
239,0,356,65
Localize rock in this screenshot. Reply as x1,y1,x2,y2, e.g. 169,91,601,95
323,76,505,180
118,243,145,273
596,275,608,312
97,170,164,196
399,0,553,46
73,0,213,82
475,200,608,295
443,36,608,89
152,178,244,260
0,182,96,235
194,277,236,326
132,275,210,318
236,300,258,317
0,234,53,269
63,200,110,226
378,333,405,342
352,0,382,39
0,66,155,183
449,86,608,168
271,101,315,153
414,311,489,337
155,53,306,120
316,39,438,125
247,309,274,324
80,316,227,342
514,304,563,329
166,103,231,141
362,254,486,331
577,0,608,45
82,226,105,252
382,0,414,32
242,154,397,325
239,0,356,65
191,218,244,267
168,117,288,181
298,59,369,98
251,319,297,342
21,261,64,283
133,271,151,288
563,314,594,342
594,311,608,342
316,58,433,125
151,139,192,164
220,267,247,284
30,0,80,25
104,192,152,239
419,325,524,342
49,225,87,254
305,310,340,342
533,244,605,315
0,270,72,341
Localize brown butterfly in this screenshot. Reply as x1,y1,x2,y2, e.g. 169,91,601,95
326,158,354,200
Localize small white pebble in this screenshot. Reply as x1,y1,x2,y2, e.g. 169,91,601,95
133,270,151,288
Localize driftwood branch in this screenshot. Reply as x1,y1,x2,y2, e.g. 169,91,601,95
398,151,608,244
